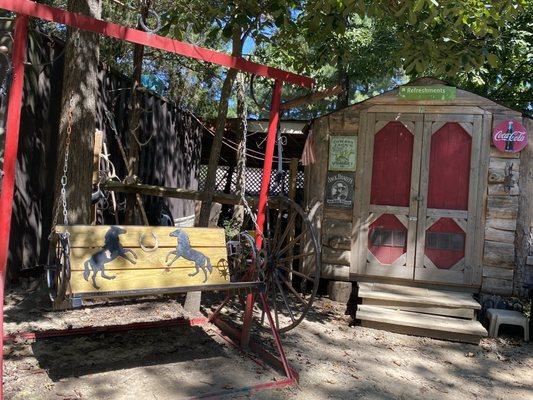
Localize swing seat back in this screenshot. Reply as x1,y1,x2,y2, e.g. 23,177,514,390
54,225,232,300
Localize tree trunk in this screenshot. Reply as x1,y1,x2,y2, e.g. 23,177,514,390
198,30,243,226
124,0,151,224
336,19,350,110
53,0,102,225
231,72,247,230
336,58,350,109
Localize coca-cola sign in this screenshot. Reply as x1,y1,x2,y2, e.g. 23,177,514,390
492,119,528,153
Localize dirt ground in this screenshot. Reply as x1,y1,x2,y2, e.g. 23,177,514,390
4,283,532,400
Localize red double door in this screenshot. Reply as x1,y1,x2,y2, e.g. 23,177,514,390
354,112,486,286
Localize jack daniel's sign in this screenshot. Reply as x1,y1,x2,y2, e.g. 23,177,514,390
492,119,528,153
325,172,355,209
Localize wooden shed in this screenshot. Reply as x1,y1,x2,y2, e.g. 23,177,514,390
304,77,532,342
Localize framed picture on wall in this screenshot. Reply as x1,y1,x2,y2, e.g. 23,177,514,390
328,135,357,171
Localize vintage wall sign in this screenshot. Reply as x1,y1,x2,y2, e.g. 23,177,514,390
399,86,456,101
325,172,355,209
328,136,357,171
492,119,528,153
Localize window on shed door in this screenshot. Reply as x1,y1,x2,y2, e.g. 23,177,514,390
368,214,408,265
425,232,465,251
427,123,471,210
370,122,414,207
370,229,407,247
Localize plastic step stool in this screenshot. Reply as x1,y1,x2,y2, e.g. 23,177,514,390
487,308,529,341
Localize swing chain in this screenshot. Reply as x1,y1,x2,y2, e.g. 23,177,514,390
50,98,73,237
60,102,73,226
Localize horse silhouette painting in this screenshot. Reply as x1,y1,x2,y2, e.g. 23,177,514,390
83,226,137,289
166,229,213,283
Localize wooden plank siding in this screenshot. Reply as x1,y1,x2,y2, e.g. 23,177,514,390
480,108,524,295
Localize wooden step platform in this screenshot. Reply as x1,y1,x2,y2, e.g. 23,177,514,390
358,283,481,309
357,305,487,344
356,283,487,344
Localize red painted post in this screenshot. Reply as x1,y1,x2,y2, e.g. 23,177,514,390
0,15,29,399
255,80,282,250
240,80,282,348
259,292,294,379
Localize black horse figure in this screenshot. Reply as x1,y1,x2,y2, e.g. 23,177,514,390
166,229,213,283
83,226,137,289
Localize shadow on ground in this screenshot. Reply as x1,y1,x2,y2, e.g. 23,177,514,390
27,325,223,381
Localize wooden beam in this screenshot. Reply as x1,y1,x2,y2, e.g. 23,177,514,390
101,181,298,214
92,130,103,185
103,181,239,203
101,181,261,206
0,0,314,88
280,85,342,110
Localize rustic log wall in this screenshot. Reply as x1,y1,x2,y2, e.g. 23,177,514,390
480,107,524,296
304,109,362,282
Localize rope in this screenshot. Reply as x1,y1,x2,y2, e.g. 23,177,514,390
186,108,291,164
129,120,155,147
233,75,263,239
250,74,270,111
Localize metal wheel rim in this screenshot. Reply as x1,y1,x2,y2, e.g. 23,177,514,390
47,234,71,304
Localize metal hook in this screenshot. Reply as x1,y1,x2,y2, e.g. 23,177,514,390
138,9,161,34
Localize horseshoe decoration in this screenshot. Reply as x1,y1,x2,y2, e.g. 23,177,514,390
139,232,159,252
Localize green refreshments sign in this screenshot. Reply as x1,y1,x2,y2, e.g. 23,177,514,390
329,136,357,171
399,86,456,101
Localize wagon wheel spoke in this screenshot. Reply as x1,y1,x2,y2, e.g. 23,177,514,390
260,308,266,326
273,210,297,254
271,208,284,253
274,274,296,324
271,281,280,330
281,277,308,306
275,228,308,258
276,251,315,264
275,265,315,282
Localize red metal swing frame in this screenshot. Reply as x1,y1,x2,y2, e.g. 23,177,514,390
0,1,314,398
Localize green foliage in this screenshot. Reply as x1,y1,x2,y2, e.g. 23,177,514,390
43,1,531,117
256,0,530,115
301,0,527,75
442,1,532,115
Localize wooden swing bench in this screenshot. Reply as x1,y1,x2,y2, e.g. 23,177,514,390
51,225,264,308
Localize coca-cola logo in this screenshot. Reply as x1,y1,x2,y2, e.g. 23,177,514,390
492,119,528,153
493,130,526,142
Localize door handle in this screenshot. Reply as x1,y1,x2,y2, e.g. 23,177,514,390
415,195,424,202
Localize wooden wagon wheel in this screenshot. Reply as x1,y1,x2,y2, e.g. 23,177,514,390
257,196,321,333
